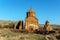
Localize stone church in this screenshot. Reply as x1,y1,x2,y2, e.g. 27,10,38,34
15,8,39,31
15,8,53,32
25,8,39,31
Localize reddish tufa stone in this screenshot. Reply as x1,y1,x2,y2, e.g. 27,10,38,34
16,20,24,30
44,20,53,31
25,8,39,31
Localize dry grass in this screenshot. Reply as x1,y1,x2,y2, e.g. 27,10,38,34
0,28,59,40
0,28,46,40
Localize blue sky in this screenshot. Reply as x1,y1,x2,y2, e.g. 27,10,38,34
0,0,60,25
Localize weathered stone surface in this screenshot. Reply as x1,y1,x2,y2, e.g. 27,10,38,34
44,20,53,31
25,8,39,31
16,21,24,30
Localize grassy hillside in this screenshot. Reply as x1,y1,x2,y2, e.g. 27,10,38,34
0,20,60,40
0,28,59,40
0,29,47,40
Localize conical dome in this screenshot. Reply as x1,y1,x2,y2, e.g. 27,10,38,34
26,8,36,18
28,8,35,13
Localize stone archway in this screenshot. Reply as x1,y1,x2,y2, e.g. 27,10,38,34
29,26,33,31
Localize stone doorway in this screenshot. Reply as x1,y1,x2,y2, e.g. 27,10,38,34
29,26,33,31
